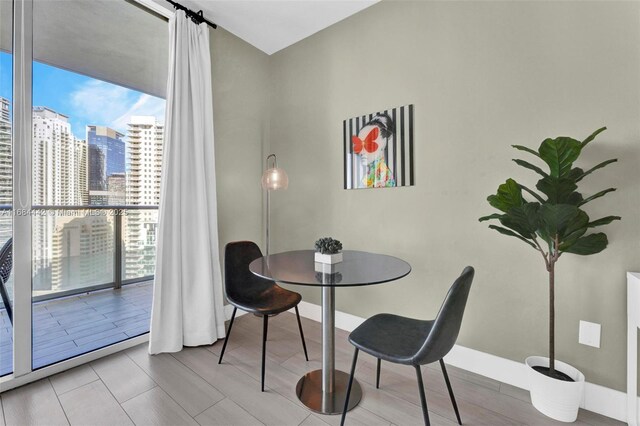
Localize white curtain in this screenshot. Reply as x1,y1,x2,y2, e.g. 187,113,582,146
149,10,225,354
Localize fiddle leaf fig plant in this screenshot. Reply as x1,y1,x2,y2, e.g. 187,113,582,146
480,127,620,380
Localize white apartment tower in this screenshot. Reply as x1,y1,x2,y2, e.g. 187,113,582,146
32,107,88,206
125,116,163,279
32,107,89,293
0,98,12,244
126,116,163,206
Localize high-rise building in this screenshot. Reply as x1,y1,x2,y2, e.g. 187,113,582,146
0,98,11,207
0,98,11,299
50,213,113,293
88,144,108,205
87,125,124,205
125,116,163,279
107,173,126,205
32,107,88,206
125,116,163,206
32,107,89,292
88,144,106,191
0,98,12,253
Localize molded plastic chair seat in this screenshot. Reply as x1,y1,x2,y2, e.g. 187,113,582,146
228,286,301,315
341,266,475,426
349,314,433,365
219,241,308,392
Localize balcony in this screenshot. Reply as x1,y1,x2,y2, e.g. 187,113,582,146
0,205,158,377
0,281,152,375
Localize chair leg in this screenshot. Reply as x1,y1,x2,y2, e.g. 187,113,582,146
218,307,237,364
376,358,381,389
294,305,309,361
415,365,431,426
440,359,462,425
340,348,359,426
261,314,269,392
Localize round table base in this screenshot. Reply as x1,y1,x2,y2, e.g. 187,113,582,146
295,369,362,414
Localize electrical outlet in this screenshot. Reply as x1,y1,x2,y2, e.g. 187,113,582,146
579,320,601,348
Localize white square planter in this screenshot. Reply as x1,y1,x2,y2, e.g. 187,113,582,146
314,252,343,264
314,260,342,275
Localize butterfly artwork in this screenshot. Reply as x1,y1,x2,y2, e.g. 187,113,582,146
343,105,415,190
352,127,379,154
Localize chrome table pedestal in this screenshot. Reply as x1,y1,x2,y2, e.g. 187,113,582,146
295,285,362,414
248,250,411,416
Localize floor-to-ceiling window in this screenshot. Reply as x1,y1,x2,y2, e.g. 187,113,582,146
0,0,14,378
1,0,168,381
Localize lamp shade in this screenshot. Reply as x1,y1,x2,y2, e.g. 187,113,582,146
261,167,289,190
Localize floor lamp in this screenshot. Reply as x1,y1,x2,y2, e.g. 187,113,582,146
261,154,288,256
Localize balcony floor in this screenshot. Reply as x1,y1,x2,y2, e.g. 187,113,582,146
1,281,152,376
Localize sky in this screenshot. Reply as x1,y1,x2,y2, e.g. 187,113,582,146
0,51,165,139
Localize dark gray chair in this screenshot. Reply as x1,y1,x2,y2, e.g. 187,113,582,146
341,266,475,426
218,241,308,391
0,238,13,325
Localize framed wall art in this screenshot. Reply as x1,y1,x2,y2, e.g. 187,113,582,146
343,104,414,189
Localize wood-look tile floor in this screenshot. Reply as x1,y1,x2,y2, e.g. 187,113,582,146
1,282,153,376
0,312,623,426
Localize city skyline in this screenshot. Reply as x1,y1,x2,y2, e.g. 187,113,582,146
0,51,166,295
0,83,164,295
0,51,165,138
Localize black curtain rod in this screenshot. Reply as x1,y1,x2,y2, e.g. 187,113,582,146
164,0,217,29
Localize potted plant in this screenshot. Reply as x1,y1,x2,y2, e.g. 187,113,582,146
479,127,620,422
314,237,343,264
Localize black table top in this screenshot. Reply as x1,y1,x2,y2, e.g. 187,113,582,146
249,249,411,287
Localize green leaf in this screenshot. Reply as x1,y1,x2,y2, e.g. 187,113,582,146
479,213,503,222
517,183,546,203
560,209,589,246
539,204,580,238
561,233,608,255
499,202,540,239
581,126,607,148
512,144,541,158
513,159,548,177
488,225,537,249
536,176,578,204
565,191,584,206
588,216,621,228
579,188,616,206
487,179,523,212
536,229,553,247
566,167,584,181
576,159,617,182
538,137,582,178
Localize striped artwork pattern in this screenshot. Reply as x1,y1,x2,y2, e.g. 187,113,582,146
343,104,414,189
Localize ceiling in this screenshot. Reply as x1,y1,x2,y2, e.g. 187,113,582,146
152,0,379,55
1,0,168,98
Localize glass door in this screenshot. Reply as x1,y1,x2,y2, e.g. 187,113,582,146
1,0,169,384
0,0,13,378
29,0,167,370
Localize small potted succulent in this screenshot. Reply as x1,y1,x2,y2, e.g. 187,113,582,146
314,237,343,264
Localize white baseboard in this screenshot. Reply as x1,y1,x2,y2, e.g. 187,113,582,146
292,301,638,424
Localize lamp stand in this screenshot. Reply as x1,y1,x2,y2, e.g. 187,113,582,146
266,189,271,257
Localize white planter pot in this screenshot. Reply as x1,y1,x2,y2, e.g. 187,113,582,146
525,356,585,423
314,252,342,264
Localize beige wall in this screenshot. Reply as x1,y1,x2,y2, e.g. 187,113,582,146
211,28,270,259
265,1,640,392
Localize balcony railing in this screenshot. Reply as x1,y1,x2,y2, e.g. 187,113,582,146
0,205,158,303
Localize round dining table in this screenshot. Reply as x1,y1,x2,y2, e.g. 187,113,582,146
249,249,411,415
